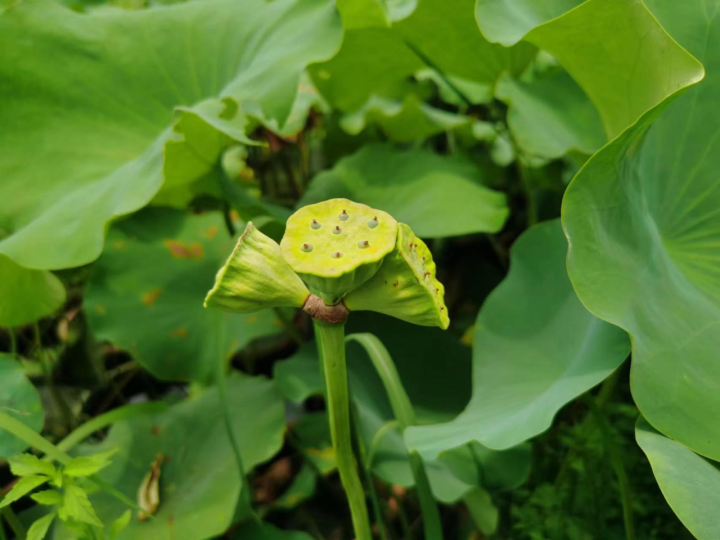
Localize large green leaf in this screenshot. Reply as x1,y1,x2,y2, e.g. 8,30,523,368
61,376,285,540
0,354,44,457
299,145,509,237
0,0,341,270
476,0,704,138
496,70,605,158
310,0,533,112
405,220,629,456
562,0,720,460
0,255,66,327
85,208,280,383
636,417,720,540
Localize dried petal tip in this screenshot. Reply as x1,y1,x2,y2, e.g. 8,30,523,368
339,210,350,221
333,226,343,235
311,219,321,230
301,243,313,253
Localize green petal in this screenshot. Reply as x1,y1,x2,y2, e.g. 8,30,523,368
344,223,449,329
206,222,310,313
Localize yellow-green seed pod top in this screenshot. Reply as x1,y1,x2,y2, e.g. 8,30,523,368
280,199,398,304
344,223,449,329
205,222,310,313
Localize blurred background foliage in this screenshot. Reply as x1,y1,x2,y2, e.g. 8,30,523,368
0,0,718,538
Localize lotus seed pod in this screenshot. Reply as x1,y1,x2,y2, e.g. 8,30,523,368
280,198,398,304
343,223,449,329
205,222,310,313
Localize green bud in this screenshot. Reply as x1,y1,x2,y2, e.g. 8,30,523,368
344,223,449,329
280,198,398,304
205,222,310,313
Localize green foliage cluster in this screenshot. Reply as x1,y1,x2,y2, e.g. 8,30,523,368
1,0,719,538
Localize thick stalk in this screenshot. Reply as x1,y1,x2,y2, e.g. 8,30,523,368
313,321,371,540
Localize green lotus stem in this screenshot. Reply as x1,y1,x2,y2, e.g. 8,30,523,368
313,320,371,540
586,395,635,540
347,333,443,540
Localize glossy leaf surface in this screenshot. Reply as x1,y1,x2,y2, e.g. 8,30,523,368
636,417,720,540
476,0,703,138
0,0,341,270
406,220,630,455
563,0,720,460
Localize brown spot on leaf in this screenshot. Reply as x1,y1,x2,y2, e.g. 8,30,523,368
151,425,160,436
142,288,161,306
170,327,187,338
95,305,106,315
202,226,219,239
164,240,203,259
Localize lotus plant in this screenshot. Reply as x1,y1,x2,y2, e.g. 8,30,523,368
205,199,449,540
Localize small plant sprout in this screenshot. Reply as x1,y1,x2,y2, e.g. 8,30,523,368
204,198,449,540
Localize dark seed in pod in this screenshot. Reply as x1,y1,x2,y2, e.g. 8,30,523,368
333,226,342,235
339,210,349,221
301,243,313,253
311,219,321,230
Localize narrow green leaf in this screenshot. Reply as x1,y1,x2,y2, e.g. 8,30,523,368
26,512,56,540
8,454,56,478
62,485,102,527
63,449,118,478
31,490,63,506
109,509,132,540
0,476,49,508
